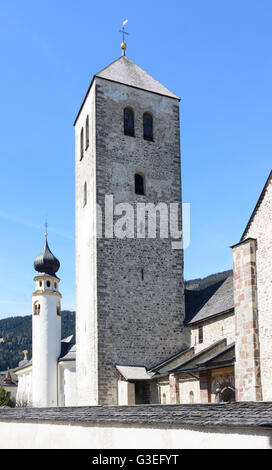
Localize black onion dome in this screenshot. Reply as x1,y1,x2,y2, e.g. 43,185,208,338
34,237,60,277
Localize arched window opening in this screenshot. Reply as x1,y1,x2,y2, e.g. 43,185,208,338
221,386,235,403
46,280,51,288
189,391,194,404
143,112,153,141
57,303,61,317
124,107,134,137
85,115,89,150
33,302,40,315
80,127,84,160
162,393,166,405
83,182,87,207
39,281,42,288
135,173,145,195
54,282,57,290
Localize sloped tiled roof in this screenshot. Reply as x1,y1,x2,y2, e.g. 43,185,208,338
1,402,272,428
196,343,235,368
96,56,180,100
170,339,227,373
0,373,17,387
116,365,151,381
58,335,76,362
185,271,234,325
241,169,272,240
74,55,180,125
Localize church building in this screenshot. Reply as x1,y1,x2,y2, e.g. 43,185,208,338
15,42,272,407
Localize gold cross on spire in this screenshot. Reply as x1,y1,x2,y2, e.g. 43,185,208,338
118,19,129,56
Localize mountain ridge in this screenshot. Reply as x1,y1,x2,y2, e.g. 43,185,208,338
0,311,75,371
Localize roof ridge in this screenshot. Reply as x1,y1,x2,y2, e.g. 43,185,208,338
241,169,272,241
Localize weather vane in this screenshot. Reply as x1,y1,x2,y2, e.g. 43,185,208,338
118,19,129,56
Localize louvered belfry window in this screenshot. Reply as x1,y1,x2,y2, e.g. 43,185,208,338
124,107,134,136
143,112,153,141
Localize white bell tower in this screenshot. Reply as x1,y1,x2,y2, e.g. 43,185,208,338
32,233,62,407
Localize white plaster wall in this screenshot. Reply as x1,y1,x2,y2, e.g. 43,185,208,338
158,383,170,404
16,370,32,406
243,177,272,401
63,367,77,406
0,421,271,449
75,82,98,406
179,378,200,404
118,381,135,405
32,289,61,407
190,312,235,354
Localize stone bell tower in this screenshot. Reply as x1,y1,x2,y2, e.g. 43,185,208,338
32,235,62,407
75,48,186,405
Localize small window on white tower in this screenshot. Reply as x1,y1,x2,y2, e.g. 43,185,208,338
46,280,51,288
83,182,87,207
54,282,57,290
57,303,61,316
33,302,40,315
80,127,84,160
85,115,89,150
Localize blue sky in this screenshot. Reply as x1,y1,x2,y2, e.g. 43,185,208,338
0,0,271,318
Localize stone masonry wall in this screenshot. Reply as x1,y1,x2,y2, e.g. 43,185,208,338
232,238,262,401
190,312,235,354
75,83,99,405
95,77,186,405
242,175,272,401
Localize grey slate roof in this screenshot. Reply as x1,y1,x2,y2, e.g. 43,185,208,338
74,55,180,125
196,343,235,368
58,335,76,362
14,360,32,373
185,272,234,325
0,403,272,428
170,339,227,373
0,374,17,387
96,56,180,100
241,169,272,240
116,366,151,381
148,346,194,373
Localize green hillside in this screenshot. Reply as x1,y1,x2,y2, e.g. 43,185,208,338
0,311,75,371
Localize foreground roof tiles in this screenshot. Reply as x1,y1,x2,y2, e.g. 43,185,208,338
0,402,272,428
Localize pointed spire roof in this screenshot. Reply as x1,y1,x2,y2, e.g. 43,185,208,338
74,56,180,125
96,56,180,100
34,236,60,278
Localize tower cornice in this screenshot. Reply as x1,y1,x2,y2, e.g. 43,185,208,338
32,291,62,299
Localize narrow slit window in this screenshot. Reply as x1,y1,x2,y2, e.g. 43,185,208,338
135,173,145,195
83,182,87,207
141,268,144,281
85,115,89,150
34,302,40,315
124,107,134,137
143,112,153,141
57,304,61,316
198,325,203,344
80,127,84,160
